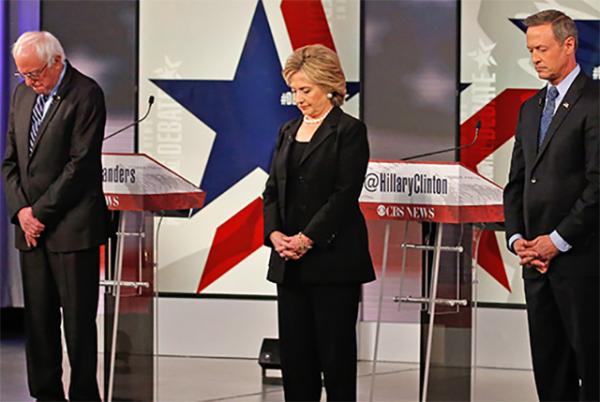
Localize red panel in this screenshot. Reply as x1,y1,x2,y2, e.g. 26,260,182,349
104,192,205,211
460,88,537,170
197,198,264,293
281,0,336,51
477,230,511,292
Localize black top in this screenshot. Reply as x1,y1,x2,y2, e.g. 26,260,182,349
285,139,309,234
283,139,309,283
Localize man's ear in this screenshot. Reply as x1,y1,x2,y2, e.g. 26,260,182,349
563,36,576,54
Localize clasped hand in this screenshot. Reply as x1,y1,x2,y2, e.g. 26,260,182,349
17,207,45,248
270,231,313,261
513,235,559,274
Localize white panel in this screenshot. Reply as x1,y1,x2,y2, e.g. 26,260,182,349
140,0,256,79
262,0,294,68
156,298,532,370
323,0,361,80
157,297,278,358
358,321,420,363
476,307,532,369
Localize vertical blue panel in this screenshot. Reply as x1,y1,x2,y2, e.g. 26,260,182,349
18,0,40,33
0,0,9,302
1,0,40,306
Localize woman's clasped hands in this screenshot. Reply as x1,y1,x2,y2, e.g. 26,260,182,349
269,231,314,261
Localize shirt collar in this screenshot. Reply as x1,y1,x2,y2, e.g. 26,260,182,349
547,64,580,100
49,61,67,98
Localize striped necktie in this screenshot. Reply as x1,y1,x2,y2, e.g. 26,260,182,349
29,94,49,154
538,86,559,149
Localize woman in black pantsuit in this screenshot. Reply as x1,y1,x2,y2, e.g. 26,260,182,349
263,44,375,402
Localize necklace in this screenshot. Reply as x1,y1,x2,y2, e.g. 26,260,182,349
303,115,326,124
303,107,333,124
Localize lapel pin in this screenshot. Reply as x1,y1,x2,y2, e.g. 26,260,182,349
562,102,569,109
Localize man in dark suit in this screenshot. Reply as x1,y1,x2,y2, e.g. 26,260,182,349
2,31,108,401
503,10,599,402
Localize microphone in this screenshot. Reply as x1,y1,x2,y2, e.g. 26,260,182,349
103,96,155,141
538,97,544,107
402,120,481,161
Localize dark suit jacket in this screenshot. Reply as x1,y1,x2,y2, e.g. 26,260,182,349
503,72,599,278
2,62,109,252
263,106,375,284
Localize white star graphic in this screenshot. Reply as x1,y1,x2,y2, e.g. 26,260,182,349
468,39,498,70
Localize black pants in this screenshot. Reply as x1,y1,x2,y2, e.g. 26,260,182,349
20,246,101,402
277,283,361,402
524,274,599,401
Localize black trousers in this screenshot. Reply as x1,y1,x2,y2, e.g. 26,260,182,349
524,274,599,401
20,245,101,402
277,283,361,402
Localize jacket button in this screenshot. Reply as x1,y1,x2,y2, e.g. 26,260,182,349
531,178,537,184
298,176,304,182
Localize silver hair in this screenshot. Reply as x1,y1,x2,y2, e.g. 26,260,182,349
12,31,66,66
524,10,578,49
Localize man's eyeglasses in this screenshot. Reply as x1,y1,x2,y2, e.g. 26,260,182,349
14,63,48,81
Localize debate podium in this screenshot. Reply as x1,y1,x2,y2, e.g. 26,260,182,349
101,153,205,402
360,160,503,402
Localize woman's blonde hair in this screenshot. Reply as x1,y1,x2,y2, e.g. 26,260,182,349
283,44,347,106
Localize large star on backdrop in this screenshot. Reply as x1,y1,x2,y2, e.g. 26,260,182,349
152,0,359,205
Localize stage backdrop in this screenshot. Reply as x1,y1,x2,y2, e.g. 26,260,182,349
139,0,360,295
460,0,599,304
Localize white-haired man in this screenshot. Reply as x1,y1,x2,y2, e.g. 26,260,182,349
2,31,108,401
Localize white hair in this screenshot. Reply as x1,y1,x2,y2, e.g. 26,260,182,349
12,31,66,66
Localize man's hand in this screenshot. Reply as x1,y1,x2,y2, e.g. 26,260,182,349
24,232,38,248
514,238,540,266
528,235,560,262
17,207,45,240
528,258,549,274
514,235,558,274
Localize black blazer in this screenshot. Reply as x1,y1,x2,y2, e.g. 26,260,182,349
263,107,375,284
503,72,599,278
2,62,109,252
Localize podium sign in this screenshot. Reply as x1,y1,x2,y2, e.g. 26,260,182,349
102,153,205,211
359,161,503,223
